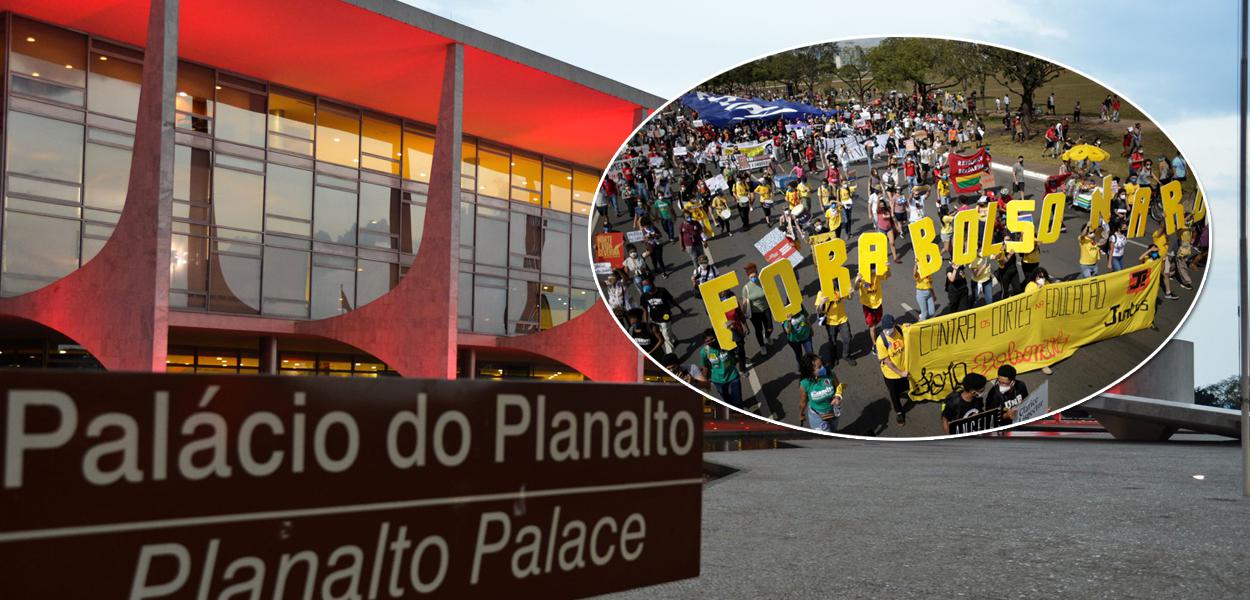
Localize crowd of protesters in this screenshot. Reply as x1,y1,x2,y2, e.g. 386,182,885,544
596,84,1208,434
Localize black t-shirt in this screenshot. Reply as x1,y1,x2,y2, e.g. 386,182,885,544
941,391,984,424
628,322,660,355
984,380,1029,424
641,288,676,322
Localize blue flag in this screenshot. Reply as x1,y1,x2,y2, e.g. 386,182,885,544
680,91,836,128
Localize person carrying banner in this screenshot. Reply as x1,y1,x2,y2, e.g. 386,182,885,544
781,308,816,371
913,261,937,321
1078,224,1104,279
941,373,989,435
798,353,844,433
875,314,910,426
985,364,1029,428
815,282,856,368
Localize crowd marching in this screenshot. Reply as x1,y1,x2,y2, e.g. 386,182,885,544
596,85,1208,434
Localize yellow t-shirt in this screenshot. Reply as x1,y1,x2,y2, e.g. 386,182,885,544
797,182,811,199
755,184,772,204
712,194,730,212
1024,280,1044,294
914,269,933,291
858,271,887,309
876,330,906,379
941,214,955,236
785,189,800,207
819,185,833,208
825,207,842,231
839,187,852,205
1078,235,1101,266
1152,230,1170,257
733,181,750,199
815,290,849,326
1021,245,1040,264
970,257,993,283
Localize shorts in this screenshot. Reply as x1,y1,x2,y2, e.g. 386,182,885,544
862,304,883,327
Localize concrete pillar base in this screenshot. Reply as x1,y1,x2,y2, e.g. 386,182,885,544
1094,413,1179,442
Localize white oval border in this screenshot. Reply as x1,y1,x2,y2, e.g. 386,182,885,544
587,33,1214,442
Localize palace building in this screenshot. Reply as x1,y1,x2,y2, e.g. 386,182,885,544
0,0,661,382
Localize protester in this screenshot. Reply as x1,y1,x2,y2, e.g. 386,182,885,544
984,364,1029,428
699,328,744,409
876,314,910,426
798,353,844,433
941,373,989,435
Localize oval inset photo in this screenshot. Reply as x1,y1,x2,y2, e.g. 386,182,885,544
589,37,1210,439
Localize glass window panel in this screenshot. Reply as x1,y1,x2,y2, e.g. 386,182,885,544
174,146,212,225
170,233,209,296
571,220,590,268
311,263,355,319
472,277,506,335
545,166,573,212
83,143,131,211
459,201,474,261
403,130,434,183
88,52,141,119
477,150,509,198
461,140,477,179
11,76,83,105
458,272,472,318
268,89,315,151
362,114,401,175
511,155,541,191
8,175,80,204
359,183,399,249
510,213,542,270
264,163,312,234
476,209,507,267
1,211,79,296
262,247,309,318
314,185,357,245
573,170,599,205
356,259,396,308
213,167,263,232
175,61,214,134
209,249,260,313
540,284,570,330
541,227,570,276
6,111,84,183
316,104,360,168
402,195,425,255
216,84,266,147
507,279,541,333
570,287,595,320
80,235,105,264
11,17,86,89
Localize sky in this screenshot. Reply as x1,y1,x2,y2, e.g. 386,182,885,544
406,0,1246,386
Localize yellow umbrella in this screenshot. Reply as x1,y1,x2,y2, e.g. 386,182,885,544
1061,144,1111,163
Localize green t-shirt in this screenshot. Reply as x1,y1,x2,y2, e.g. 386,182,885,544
700,344,739,384
782,314,813,343
742,281,769,312
654,198,672,219
801,377,838,414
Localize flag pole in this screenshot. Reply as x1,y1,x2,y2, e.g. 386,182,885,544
1239,0,1249,497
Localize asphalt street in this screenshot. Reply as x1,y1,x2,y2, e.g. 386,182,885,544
602,162,1204,438
603,436,1250,599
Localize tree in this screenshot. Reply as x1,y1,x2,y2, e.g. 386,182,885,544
865,38,963,97
983,47,1064,136
835,46,874,102
1195,376,1241,410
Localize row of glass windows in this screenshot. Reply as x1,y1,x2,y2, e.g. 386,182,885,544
0,14,603,335
166,347,397,377
6,15,600,211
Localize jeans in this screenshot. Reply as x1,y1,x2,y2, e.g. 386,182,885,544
607,193,619,214
737,204,751,230
1081,264,1098,278
915,288,937,320
648,246,667,276
1110,255,1124,272
714,378,745,409
976,280,994,306
824,322,852,365
659,217,674,240
788,338,814,368
805,406,837,433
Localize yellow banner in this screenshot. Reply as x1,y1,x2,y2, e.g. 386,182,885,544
901,261,1163,401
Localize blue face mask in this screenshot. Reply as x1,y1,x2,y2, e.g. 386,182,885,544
816,366,828,378
642,285,653,293
750,276,760,283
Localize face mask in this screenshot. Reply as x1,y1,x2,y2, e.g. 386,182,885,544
1036,278,1045,284
642,285,653,293
750,276,760,283
629,252,638,258
816,366,828,378
792,316,803,324
998,384,1012,394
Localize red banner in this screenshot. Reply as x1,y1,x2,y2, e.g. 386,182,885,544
947,148,992,194
593,231,626,268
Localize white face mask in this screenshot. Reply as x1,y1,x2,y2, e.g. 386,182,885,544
1036,278,1046,284
998,384,1012,394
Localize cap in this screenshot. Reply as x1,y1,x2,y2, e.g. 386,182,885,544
880,314,896,331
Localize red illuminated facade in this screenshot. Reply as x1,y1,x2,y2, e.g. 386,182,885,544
0,0,659,382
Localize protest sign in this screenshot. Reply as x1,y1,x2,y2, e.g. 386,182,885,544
593,232,626,268
903,261,1163,401
0,373,703,598
948,148,993,194
946,408,1004,435
704,174,730,193
1012,380,1050,423
673,146,688,157
624,230,646,243
648,156,663,167
754,228,803,268
692,119,703,127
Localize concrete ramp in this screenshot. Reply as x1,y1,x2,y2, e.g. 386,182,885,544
1083,393,1242,441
